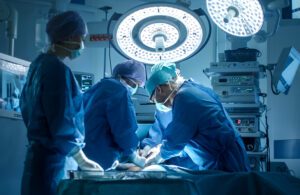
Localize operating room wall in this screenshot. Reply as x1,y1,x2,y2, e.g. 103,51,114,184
173,0,214,87
0,0,111,82
266,19,300,177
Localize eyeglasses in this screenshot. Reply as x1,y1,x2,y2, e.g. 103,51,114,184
152,84,174,104
122,77,139,88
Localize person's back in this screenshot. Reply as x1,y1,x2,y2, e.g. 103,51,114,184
21,53,83,146
167,80,250,171
145,62,250,172
83,60,147,170
83,78,139,169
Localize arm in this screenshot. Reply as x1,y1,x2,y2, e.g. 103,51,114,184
141,111,164,148
41,62,84,156
106,89,139,156
160,92,200,160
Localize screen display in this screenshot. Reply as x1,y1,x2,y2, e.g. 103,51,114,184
282,0,300,19
74,73,94,92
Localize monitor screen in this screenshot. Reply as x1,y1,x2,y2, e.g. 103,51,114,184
282,0,300,19
273,46,300,94
74,72,94,92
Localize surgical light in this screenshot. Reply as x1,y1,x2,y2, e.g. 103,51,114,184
112,3,207,64
206,0,264,37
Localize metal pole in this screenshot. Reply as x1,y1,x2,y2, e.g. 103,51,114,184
99,6,112,78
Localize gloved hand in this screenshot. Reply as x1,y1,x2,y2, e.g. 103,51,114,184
73,149,104,171
129,151,146,168
145,144,163,165
139,145,152,157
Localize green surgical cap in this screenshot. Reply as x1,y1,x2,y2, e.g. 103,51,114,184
145,62,177,97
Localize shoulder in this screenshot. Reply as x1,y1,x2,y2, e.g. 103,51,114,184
175,80,217,105
103,78,127,90
98,78,128,94
38,53,66,77
84,78,128,100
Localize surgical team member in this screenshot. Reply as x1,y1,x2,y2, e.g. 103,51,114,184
83,60,147,170
145,62,250,172
20,11,103,195
141,109,198,170
140,70,198,169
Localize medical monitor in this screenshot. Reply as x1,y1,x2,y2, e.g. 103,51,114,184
273,46,300,94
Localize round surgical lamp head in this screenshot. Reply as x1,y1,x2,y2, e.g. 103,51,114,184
206,0,264,37
113,3,206,64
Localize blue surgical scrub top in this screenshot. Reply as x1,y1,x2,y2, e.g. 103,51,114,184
20,53,85,155
20,53,85,195
141,110,198,169
83,78,139,169
160,80,250,172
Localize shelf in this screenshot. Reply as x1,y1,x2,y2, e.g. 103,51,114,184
204,67,262,75
247,151,268,158
0,109,22,120
240,131,265,138
223,102,266,114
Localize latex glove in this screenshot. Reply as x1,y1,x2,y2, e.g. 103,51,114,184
139,145,152,157
73,150,104,171
129,151,146,168
145,144,163,165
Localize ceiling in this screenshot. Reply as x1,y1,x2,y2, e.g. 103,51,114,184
8,0,203,13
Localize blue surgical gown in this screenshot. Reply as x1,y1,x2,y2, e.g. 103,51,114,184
141,110,198,169
20,53,85,195
83,78,139,169
160,80,250,172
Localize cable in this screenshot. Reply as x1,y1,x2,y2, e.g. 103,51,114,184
103,42,107,78
265,104,271,172
267,68,280,95
107,12,122,75
107,17,112,77
99,6,112,78
109,36,112,75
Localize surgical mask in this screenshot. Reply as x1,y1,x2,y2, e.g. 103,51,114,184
56,41,84,60
120,79,138,95
154,83,176,112
155,83,175,102
156,102,171,112
128,85,138,95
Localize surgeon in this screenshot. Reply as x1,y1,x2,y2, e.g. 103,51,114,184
140,70,198,170
83,60,147,170
145,62,250,172
20,11,103,195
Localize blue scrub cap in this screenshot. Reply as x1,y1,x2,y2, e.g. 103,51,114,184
112,60,146,87
145,62,177,97
46,11,87,43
